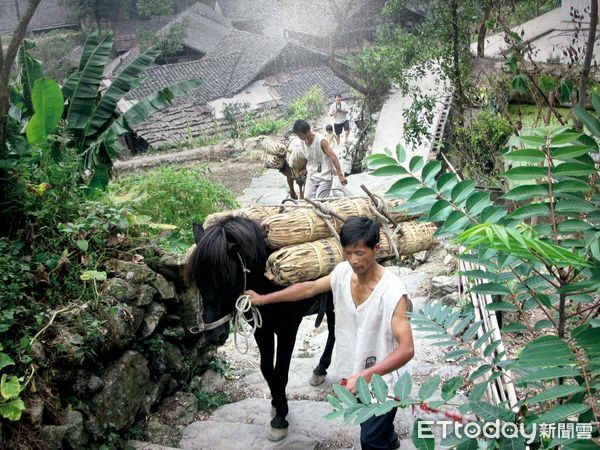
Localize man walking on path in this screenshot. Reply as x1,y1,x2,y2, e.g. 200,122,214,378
292,119,347,199
329,93,350,145
246,216,414,449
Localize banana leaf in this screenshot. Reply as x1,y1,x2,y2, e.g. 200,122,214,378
17,40,43,114
65,33,113,134
83,49,160,138
120,79,202,128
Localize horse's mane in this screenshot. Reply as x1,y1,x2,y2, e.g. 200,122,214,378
186,216,268,296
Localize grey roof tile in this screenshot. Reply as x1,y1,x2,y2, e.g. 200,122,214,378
266,66,354,105
205,29,287,96
161,1,234,55
126,53,241,103
0,0,78,33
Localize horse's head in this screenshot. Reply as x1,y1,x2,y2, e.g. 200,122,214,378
186,217,268,345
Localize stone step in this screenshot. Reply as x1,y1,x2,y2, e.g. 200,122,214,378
180,398,358,449
130,440,181,450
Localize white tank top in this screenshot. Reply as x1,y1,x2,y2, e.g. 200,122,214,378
304,132,333,178
330,261,412,393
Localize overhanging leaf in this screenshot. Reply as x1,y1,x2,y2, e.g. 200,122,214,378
393,372,412,403
26,79,64,145
418,374,440,401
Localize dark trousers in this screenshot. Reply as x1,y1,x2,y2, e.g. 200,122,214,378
360,407,399,449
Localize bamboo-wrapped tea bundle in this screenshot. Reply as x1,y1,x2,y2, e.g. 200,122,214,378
263,138,287,170
266,221,437,285
262,197,413,248
203,202,313,229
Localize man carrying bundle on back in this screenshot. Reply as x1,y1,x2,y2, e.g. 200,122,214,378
292,119,347,199
246,216,414,450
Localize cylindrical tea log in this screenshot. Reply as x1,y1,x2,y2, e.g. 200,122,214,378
262,197,413,248
265,221,437,285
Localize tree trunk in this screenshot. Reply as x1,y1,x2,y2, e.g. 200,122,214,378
477,3,493,58
96,0,101,31
0,0,43,151
578,0,598,113
450,0,465,118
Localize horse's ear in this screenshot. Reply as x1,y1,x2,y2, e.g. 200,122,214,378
193,222,205,244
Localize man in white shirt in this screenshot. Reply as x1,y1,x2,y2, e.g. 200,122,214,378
329,93,350,145
246,216,414,449
292,119,347,199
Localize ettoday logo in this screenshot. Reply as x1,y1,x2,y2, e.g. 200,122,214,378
417,420,594,443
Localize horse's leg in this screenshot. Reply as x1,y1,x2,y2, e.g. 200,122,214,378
269,318,302,440
311,295,335,386
253,327,277,401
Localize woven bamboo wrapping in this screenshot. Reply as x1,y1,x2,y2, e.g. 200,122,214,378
263,138,287,169
266,221,437,285
263,197,412,248
203,203,313,229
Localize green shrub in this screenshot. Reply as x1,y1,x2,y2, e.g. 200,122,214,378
222,102,250,138
109,166,238,250
286,86,325,122
246,117,286,137
194,390,229,411
451,110,513,186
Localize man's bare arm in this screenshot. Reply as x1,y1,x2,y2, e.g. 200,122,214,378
246,274,332,306
321,139,348,185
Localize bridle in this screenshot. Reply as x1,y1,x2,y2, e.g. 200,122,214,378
190,253,262,353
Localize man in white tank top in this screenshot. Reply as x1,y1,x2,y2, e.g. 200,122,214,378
292,119,347,199
246,217,414,449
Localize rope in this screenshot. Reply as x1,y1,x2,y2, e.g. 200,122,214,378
232,294,263,355
232,253,263,355
367,193,401,259
311,200,340,242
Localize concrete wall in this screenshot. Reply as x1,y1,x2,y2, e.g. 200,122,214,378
561,0,597,22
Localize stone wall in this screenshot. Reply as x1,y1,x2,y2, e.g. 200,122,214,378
21,250,207,449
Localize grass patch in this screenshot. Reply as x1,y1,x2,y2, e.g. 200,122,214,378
108,166,238,251
194,390,230,411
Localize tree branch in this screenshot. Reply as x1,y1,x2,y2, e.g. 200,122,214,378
577,0,598,115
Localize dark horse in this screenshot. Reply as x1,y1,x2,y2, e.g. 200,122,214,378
185,216,335,440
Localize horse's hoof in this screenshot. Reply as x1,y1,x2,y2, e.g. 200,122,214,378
309,373,326,386
268,426,288,442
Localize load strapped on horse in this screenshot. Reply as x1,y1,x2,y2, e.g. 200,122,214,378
186,192,436,442
263,136,307,200
204,194,437,285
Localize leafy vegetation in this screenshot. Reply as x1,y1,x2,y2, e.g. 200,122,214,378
194,390,230,411
452,111,513,186
109,166,238,251
139,16,190,59
326,98,600,447
286,86,326,122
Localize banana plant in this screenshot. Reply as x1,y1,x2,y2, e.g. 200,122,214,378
61,31,200,188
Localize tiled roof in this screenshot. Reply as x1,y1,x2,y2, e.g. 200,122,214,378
0,0,78,33
266,66,354,105
205,30,287,96
125,53,240,103
133,102,228,147
127,28,290,102
162,1,234,55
